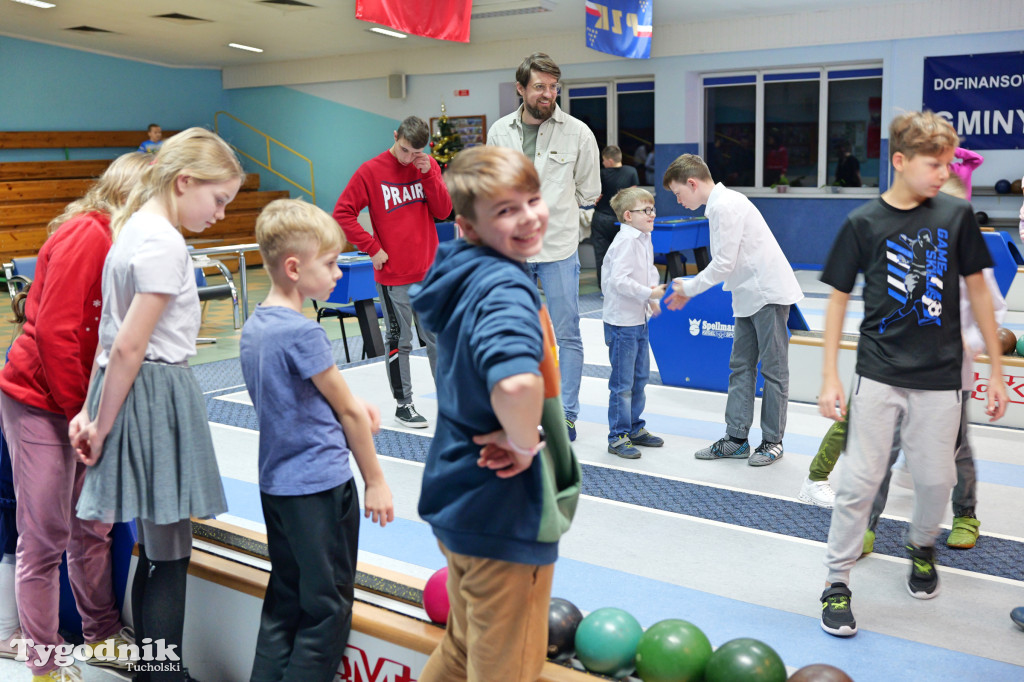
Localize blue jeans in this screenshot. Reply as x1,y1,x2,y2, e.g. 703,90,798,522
604,322,650,442
526,254,583,423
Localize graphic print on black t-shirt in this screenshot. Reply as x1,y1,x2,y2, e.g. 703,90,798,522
879,227,949,333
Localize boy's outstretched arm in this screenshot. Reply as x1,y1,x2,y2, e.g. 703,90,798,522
818,289,850,421
474,372,544,479
312,368,395,526
964,271,1008,421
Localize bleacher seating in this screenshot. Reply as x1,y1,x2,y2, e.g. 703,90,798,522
0,130,286,267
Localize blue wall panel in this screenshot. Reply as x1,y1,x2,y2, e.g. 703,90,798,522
0,36,223,160
752,197,871,269
652,142,700,218
223,86,400,214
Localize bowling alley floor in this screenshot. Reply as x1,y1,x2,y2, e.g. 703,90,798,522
3,266,1024,681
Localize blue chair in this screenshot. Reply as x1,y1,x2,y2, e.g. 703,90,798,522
3,256,38,299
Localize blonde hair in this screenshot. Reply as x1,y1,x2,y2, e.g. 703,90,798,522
940,174,967,200
111,127,245,240
662,153,712,189
255,198,344,270
47,152,150,235
610,187,655,223
889,111,958,163
445,146,540,222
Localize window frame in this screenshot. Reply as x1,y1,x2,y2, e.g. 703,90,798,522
701,63,882,194
563,76,655,152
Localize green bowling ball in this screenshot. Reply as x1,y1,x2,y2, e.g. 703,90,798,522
704,637,787,682
634,619,712,682
1017,332,1024,357
574,607,644,679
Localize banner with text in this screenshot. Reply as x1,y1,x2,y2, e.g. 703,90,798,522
585,0,652,60
922,50,1024,150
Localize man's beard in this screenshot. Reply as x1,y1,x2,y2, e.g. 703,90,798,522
525,100,554,122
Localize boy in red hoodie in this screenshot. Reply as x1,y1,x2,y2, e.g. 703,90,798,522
333,116,453,428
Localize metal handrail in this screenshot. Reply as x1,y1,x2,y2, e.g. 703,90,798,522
213,111,316,203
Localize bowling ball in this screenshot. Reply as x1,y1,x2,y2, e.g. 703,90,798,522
422,566,449,624
547,598,583,663
634,619,712,682
974,211,988,225
574,607,644,678
997,327,1017,355
1017,333,1024,358
788,663,854,681
995,179,1012,194
704,637,786,682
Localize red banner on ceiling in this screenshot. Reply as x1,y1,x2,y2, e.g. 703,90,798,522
355,0,472,43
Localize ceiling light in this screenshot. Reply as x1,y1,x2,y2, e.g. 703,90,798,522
10,0,56,8
471,0,555,19
369,27,407,39
228,43,264,52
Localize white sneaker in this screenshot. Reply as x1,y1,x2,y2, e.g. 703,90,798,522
798,477,835,508
36,665,85,681
86,625,136,670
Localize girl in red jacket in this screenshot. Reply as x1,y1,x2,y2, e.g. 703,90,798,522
0,151,149,680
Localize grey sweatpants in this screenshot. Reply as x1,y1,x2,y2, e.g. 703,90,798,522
867,390,978,530
824,375,961,586
376,282,437,405
724,303,790,443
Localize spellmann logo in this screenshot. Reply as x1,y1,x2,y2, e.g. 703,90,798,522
689,318,735,339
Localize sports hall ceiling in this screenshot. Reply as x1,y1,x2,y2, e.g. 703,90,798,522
0,0,902,68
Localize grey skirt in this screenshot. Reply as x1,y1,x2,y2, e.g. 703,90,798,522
76,361,228,525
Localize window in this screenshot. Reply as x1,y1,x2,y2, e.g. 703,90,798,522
566,79,655,184
703,66,882,190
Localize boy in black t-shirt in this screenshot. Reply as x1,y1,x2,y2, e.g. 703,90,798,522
816,111,1007,638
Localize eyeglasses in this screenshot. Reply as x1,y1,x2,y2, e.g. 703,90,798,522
530,82,562,94
629,207,656,216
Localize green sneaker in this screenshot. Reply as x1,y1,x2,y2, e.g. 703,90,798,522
862,529,875,555
947,516,980,549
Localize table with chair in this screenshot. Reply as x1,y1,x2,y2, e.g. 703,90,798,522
312,255,385,363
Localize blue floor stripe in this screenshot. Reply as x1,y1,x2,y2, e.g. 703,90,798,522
214,485,1020,682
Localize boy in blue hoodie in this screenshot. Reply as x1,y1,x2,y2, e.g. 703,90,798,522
411,146,581,682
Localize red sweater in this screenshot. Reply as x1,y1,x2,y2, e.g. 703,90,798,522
0,212,111,421
333,150,452,286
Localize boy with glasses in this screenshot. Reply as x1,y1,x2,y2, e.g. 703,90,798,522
602,188,666,458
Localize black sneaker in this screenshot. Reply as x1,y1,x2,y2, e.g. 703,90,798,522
820,583,857,637
396,404,428,428
906,544,940,599
565,419,577,442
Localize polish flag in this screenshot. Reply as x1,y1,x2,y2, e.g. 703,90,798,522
634,24,653,38
585,1,601,17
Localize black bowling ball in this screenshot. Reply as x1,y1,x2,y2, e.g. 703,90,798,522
547,597,583,663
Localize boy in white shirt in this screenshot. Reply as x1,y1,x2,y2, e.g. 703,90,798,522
602,187,667,458
663,154,803,466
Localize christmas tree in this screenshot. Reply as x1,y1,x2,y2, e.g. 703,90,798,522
429,102,464,170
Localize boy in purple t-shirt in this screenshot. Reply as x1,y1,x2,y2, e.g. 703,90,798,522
240,199,393,681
